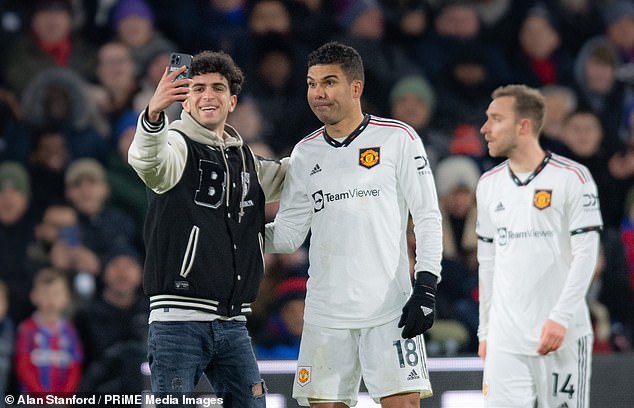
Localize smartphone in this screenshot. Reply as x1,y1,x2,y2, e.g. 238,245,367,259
59,225,81,247
169,52,193,80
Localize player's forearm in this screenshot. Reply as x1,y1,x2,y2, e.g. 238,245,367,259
264,221,309,253
549,231,600,327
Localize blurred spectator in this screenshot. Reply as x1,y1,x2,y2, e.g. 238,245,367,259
27,129,69,218
435,155,480,272
389,74,446,166
251,248,309,337
0,280,13,401
248,0,293,36
109,0,176,75
255,276,307,359
4,0,96,98
0,85,29,164
91,40,141,140
24,203,101,306
286,0,337,49
334,0,421,115
0,162,36,324
15,267,83,393
540,84,578,154
247,32,319,156
21,67,110,161
619,188,634,333
434,155,480,352
0,1,28,69
227,94,266,143
473,0,522,57
153,0,250,65
245,0,311,75
573,37,629,153
511,4,574,87
105,112,147,233
74,0,119,46
64,158,139,272
602,0,634,66
434,44,501,150
560,110,632,229
75,244,148,392
414,1,512,85
547,0,605,55
379,0,430,51
621,100,634,145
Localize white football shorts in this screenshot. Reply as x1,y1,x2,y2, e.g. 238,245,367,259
482,334,592,408
292,317,433,406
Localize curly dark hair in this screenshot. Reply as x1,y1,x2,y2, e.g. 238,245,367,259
307,41,364,84
190,51,244,96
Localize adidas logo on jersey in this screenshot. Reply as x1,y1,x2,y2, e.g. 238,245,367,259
495,202,505,212
406,369,420,381
310,164,322,175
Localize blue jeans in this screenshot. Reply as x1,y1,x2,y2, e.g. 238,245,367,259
148,320,266,407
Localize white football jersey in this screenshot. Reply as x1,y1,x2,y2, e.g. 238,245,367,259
476,153,603,355
266,115,442,328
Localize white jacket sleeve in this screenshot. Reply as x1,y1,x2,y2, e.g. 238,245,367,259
398,136,442,279
127,109,187,193
264,150,312,253
251,151,289,203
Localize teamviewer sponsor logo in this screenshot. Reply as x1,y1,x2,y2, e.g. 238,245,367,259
312,187,381,212
497,226,554,246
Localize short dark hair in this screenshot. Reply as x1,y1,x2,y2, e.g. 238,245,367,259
191,51,244,96
492,84,545,134
307,41,364,83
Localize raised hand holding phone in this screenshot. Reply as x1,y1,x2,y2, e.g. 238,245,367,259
147,52,193,123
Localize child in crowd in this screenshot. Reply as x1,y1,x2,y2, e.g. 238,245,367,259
14,268,83,393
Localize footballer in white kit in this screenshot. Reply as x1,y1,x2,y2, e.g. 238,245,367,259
266,114,442,405
476,152,602,407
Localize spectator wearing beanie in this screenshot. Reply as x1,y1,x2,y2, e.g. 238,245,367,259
110,0,176,75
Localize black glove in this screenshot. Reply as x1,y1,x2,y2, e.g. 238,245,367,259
398,271,437,339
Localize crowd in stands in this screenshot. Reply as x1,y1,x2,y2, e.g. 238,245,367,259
1,0,634,395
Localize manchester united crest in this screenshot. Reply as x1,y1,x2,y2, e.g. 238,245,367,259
533,189,552,210
297,366,311,386
359,147,380,169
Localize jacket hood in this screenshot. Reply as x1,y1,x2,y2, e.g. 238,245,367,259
21,67,105,132
171,110,244,148
573,36,619,99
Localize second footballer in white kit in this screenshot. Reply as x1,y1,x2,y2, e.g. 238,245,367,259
476,84,603,408
266,42,442,408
